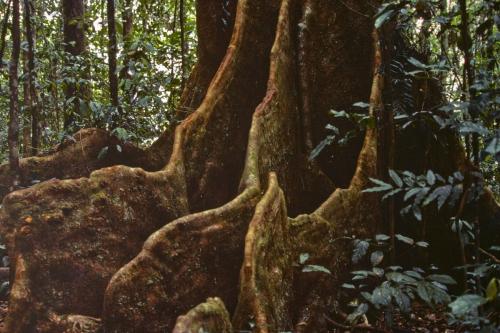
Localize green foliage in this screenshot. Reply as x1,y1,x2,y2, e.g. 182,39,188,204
0,0,198,160
342,234,457,325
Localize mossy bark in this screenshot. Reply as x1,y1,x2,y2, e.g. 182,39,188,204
0,0,498,332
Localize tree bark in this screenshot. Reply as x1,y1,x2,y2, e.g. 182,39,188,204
0,0,11,68
23,0,41,156
8,0,20,184
62,0,87,130
0,0,498,332
107,0,119,126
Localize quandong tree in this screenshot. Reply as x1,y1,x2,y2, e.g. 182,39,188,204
0,0,498,332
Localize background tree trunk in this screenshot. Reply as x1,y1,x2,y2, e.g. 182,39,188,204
107,0,119,127
7,0,20,183
62,0,87,130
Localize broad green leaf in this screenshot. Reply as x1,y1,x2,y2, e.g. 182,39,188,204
375,9,395,29
486,278,498,302
449,294,487,317
302,265,331,274
395,234,414,245
370,251,384,267
352,240,370,264
342,283,356,289
375,234,390,242
426,170,436,186
428,274,457,285
299,253,309,265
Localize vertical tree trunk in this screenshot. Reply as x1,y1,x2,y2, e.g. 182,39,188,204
179,0,186,90
22,45,32,157
23,0,40,155
120,0,133,105
0,0,11,68
62,0,86,130
8,0,20,182
107,0,119,128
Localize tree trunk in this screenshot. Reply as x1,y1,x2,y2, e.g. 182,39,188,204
62,0,87,130
0,0,499,332
7,0,20,185
0,0,11,68
23,0,41,156
107,0,119,127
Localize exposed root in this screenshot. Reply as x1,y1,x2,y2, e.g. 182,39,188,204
102,187,260,332
173,298,233,333
232,174,293,332
0,0,280,331
2,0,496,332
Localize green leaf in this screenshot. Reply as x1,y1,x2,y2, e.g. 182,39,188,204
382,188,402,200
389,169,403,187
407,57,428,69
386,272,417,284
449,294,487,317
347,303,369,323
415,241,429,248
302,265,331,274
404,188,421,201
370,251,384,267
342,283,356,289
375,9,395,29
375,234,390,242
299,253,309,265
426,170,436,186
395,234,414,245
352,102,370,109
352,240,369,264
373,267,385,277
371,284,392,307
363,178,392,193
309,135,335,160
428,274,457,285
486,278,498,302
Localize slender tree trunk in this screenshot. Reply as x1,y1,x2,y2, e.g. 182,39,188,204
8,0,20,182
120,0,133,107
179,0,186,90
23,0,40,155
22,46,32,157
107,0,119,128
62,0,86,130
0,0,11,68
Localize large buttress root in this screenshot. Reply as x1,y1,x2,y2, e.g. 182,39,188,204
0,0,237,201
1,0,280,331
102,187,260,332
232,174,293,332
143,1,381,331
3,0,498,332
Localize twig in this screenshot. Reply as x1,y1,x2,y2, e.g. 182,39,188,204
324,314,389,333
479,247,500,264
337,0,370,18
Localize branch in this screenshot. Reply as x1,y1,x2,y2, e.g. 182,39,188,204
479,247,500,264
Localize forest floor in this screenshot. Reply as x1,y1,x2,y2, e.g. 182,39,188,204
325,303,457,332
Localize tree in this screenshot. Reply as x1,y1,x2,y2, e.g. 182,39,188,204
106,0,119,126
61,0,87,130
0,0,498,332
7,0,20,184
